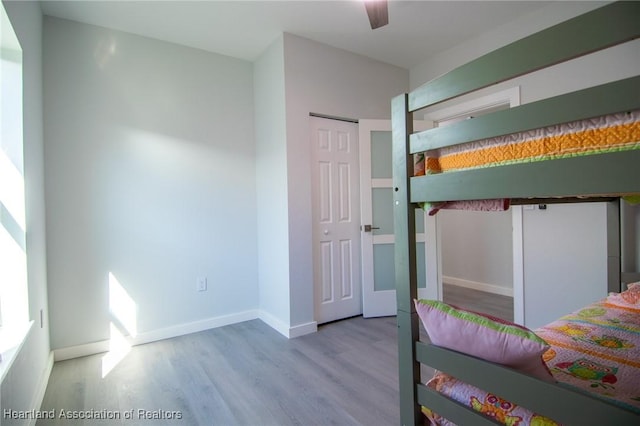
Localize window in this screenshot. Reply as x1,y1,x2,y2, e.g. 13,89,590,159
0,2,31,377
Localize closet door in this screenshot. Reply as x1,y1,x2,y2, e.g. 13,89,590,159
311,116,362,324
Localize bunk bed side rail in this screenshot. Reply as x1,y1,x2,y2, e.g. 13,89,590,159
416,341,640,425
408,1,640,113
417,385,502,426
410,149,640,203
410,76,640,154
606,200,622,294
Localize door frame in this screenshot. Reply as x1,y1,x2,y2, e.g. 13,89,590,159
359,120,435,317
359,119,395,317
421,86,524,323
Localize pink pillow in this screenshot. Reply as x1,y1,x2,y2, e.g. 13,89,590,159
414,299,555,383
606,282,640,310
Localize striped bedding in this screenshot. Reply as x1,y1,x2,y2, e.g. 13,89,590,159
423,293,640,425
416,111,640,175
415,110,640,215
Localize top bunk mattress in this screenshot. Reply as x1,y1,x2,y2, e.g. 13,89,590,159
416,110,640,176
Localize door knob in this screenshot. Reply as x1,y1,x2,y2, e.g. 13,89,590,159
362,224,380,232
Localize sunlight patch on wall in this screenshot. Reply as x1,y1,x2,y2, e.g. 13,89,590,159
102,272,138,378
94,34,117,69
109,272,137,337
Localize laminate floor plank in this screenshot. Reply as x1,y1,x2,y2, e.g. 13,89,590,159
192,326,300,426
443,283,513,321
166,335,237,425
38,289,507,426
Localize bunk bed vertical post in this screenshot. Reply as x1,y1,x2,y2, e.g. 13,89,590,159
606,199,621,293
392,93,420,426
621,201,637,285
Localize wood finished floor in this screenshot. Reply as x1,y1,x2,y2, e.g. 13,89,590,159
37,286,512,426
442,283,513,322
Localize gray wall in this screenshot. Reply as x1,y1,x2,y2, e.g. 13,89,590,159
440,210,513,291
523,203,609,329
282,33,409,327
2,0,51,423
254,35,291,330
252,33,410,334
43,17,257,350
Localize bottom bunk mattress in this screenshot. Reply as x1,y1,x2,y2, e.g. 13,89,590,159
421,284,640,425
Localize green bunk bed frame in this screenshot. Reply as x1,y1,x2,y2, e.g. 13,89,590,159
391,2,640,425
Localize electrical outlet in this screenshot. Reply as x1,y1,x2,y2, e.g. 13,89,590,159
197,277,207,292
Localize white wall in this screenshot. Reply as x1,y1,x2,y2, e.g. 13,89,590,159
282,33,409,327
440,210,513,292
523,203,609,329
254,36,292,331
43,17,257,351
410,1,640,296
2,0,52,423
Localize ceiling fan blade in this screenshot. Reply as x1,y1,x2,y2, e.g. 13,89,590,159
364,0,389,30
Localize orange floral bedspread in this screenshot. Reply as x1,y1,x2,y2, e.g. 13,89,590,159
538,301,640,412
415,111,640,215
415,111,640,176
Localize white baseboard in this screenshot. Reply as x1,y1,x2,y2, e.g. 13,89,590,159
54,340,110,361
134,310,259,346
258,311,317,338
258,311,290,338
27,351,54,426
289,321,317,338
443,275,513,297
53,310,260,361
53,309,319,361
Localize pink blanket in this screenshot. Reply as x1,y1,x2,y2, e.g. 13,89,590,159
423,199,510,216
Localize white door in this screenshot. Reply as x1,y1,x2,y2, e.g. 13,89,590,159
311,116,362,324
359,120,437,317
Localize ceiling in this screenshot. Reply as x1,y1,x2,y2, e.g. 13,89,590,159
40,0,555,69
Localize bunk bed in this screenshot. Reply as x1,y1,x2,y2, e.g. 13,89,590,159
391,2,640,425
